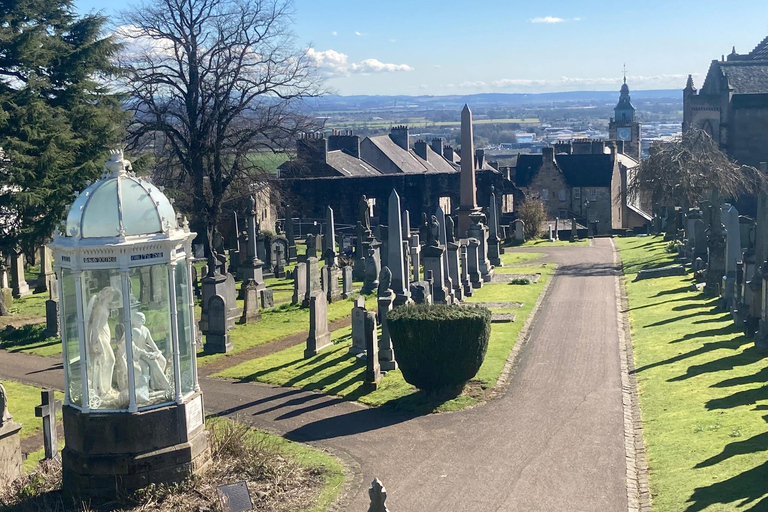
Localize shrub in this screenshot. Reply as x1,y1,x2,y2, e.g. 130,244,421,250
517,199,547,240
388,304,491,392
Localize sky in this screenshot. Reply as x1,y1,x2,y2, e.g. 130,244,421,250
76,0,768,96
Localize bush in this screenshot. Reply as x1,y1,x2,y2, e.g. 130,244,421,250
517,199,547,240
388,304,491,392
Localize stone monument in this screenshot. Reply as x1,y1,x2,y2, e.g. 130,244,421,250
487,190,502,266
422,215,451,303
377,267,397,371
305,292,331,358
456,104,482,234
350,296,367,355
364,311,381,390
388,190,411,305
0,382,22,484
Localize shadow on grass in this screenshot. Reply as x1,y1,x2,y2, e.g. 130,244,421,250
668,344,763,383
0,323,58,352
625,296,692,312
623,257,677,275
653,285,694,297
634,333,749,375
684,458,768,511
706,384,768,411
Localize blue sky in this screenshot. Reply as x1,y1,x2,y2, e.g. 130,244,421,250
77,0,767,95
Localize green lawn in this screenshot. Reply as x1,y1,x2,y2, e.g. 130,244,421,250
2,380,64,440
618,236,768,511
497,251,545,267
214,263,554,414
510,238,590,248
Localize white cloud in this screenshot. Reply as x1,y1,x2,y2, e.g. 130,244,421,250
490,73,700,90
307,48,413,76
331,31,338,36
355,31,363,36
531,16,564,24
459,81,487,89
389,39,397,43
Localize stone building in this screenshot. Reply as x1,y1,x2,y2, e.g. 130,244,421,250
511,140,649,233
683,35,768,167
278,121,513,229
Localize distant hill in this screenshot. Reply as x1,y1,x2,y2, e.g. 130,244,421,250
302,90,681,111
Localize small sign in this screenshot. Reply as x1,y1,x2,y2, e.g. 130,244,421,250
186,395,203,434
216,481,253,512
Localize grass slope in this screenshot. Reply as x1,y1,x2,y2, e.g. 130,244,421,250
3,381,63,440
215,258,553,414
618,236,768,512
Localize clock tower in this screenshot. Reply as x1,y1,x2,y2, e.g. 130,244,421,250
609,75,641,161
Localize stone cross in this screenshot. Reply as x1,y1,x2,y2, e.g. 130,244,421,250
368,478,390,512
364,311,381,390
34,390,61,461
388,190,409,305
305,292,331,358
305,234,317,259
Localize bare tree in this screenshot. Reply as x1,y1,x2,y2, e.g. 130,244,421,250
630,129,763,208
119,0,322,271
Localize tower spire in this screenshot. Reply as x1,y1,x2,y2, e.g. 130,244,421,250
623,64,627,84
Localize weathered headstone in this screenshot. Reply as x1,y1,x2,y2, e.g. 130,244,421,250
292,262,307,304
487,190,502,266
304,292,331,358
322,264,341,303
460,243,473,297
705,197,727,297
468,213,493,282
554,217,560,240
324,206,337,267
353,221,368,281
364,311,381,390
445,217,464,301
467,238,483,289
514,219,525,243
342,266,353,299
0,382,23,483
34,246,54,294
350,296,367,355
422,216,451,304
270,239,287,278
303,257,321,306
748,188,768,330
435,206,455,303
410,234,421,282
45,285,59,337
377,267,397,370
722,204,741,310
284,204,297,262
305,234,317,259
224,273,241,328
34,390,61,461
570,217,577,242
10,251,29,298
362,244,381,295
259,288,274,309
240,196,265,292
389,190,410,305
240,279,261,323
205,294,232,353
409,281,432,304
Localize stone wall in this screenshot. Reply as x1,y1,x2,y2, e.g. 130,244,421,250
729,95,768,167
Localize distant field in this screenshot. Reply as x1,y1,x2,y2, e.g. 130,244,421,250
246,153,291,174
324,117,539,129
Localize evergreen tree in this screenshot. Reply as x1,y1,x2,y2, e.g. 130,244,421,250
0,0,126,253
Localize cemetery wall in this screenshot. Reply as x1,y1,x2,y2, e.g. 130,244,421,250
729,96,768,167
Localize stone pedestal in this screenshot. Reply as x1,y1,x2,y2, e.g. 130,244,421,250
468,216,493,283
199,274,227,333
460,243,473,297
422,244,450,304
447,242,465,301
362,244,381,295
62,398,210,499
0,420,23,485
377,291,397,371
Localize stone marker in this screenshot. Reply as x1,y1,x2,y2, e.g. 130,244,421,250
445,216,464,301
10,251,30,298
285,204,297,262
205,294,232,353
259,288,274,309
460,243,473,297
350,297,367,355
35,246,54,294
303,257,321,306
305,292,331,358
34,389,61,461
305,234,317,259
466,238,483,288
45,283,59,337
409,281,432,304
635,265,687,281
324,206,338,267
705,198,726,296
377,267,398,370
422,216,451,303
0,382,23,483
389,190,410,305
292,262,307,304
435,206,455,303
362,245,381,294
216,481,253,512
368,478,390,512
468,212,494,282
487,190,502,266
240,279,261,323
514,219,525,243
322,264,341,303
554,217,560,240
722,204,741,310
342,266,353,299
364,311,381,390
456,104,482,234
224,273,241,328
353,221,368,281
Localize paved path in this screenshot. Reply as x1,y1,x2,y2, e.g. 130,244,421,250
0,239,629,511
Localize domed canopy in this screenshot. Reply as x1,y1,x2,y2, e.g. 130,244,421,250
65,151,177,239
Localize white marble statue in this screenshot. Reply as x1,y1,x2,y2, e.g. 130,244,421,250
131,312,170,394
85,286,120,403
0,381,13,426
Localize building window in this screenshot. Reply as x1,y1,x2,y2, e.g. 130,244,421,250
439,196,452,215
558,189,566,202
589,189,597,201
573,188,581,200
502,194,514,214
542,189,549,201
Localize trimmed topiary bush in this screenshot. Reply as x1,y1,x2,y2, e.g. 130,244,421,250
388,304,491,392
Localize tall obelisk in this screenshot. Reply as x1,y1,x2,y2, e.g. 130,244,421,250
457,104,482,235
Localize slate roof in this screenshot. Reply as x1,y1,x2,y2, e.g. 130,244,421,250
326,150,381,176
514,154,615,188
414,146,460,173
721,62,768,94
368,135,431,174
747,36,768,60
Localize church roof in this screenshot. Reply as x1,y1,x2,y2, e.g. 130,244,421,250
514,154,615,188
721,62,768,94
747,35,768,60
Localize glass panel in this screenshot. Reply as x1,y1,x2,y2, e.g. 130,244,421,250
81,180,120,238
65,182,100,238
175,262,195,396
121,179,162,235
61,269,81,406
128,264,175,408
81,268,124,409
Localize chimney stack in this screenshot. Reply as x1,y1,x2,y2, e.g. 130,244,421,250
328,130,360,158
542,146,555,163
296,132,327,164
389,126,410,151
414,139,428,161
430,137,444,157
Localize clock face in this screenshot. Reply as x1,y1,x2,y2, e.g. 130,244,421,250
617,127,632,141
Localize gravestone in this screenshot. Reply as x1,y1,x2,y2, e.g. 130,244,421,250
292,262,307,304
305,234,317,259
284,204,297,261
705,199,727,297
350,296,367,355
353,222,368,281
303,257,321,307
322,265,341,303
468,213,494,282
548,225,554,242
554,217,560,240
342,266,353,299
467,238,483,289
446,218,464,301
324,206,338,267
435,206,455,303
409,281,432,304
239,199,264,293
192,265,201,298
377,267,397,370
199,271,227,333
402,209,411,241
487,190,502,266
389,190,410,305
362,244,382,295
748,188,768,329
722,204,741,310
410,234,422,282
10,252,30,298
364,311,381,390
422,216,450,304
514,219,525,243
35,246,54,294
192,243,205,259
693,219,707,261
224,273,241,328
0,257,8,289
460,243,473,297
259,288,274,309
35,389,61,461
240,279,261,323
45,284,59,337
205,294,232,353
570,217,577,242
304,292,331,358
0,382,23,483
